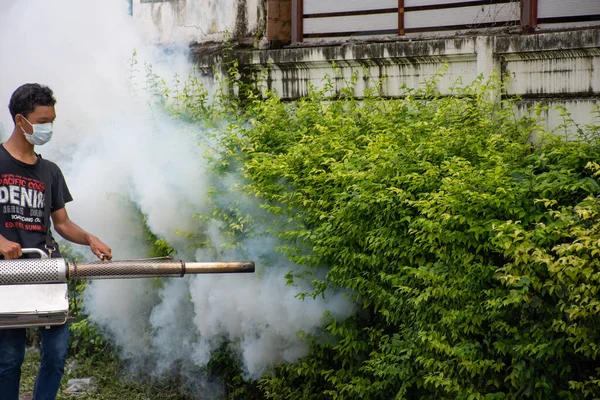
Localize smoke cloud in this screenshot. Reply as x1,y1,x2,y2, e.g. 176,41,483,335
0,0,354,391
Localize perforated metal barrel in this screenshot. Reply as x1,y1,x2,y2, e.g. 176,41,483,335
70,260,255,279
0,258,68,285
70,259,185,280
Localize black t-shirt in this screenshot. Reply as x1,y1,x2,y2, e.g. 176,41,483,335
0,144,73,257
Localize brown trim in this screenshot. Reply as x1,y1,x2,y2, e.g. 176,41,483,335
538,14,600,24
521,0,538,33
304,8,398,19
304,29,399,39
405,0,514,12
304,19,520,39
292,0,304,43
399,0,405,35
403,20,518,33
305,21,519,38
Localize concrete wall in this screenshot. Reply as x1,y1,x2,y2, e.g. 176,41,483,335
194,28,599,131
500,31,600,132
133,0,265,44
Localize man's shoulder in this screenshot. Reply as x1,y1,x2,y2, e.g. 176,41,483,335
38,156,61,172
0,144,11,162
37,156,65,182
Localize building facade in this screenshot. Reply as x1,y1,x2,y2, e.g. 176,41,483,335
133,0,600,130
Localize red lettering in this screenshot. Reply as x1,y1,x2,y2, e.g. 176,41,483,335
27,181,44,191
1,177,29,187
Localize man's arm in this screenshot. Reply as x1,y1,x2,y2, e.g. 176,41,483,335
51,207,112,260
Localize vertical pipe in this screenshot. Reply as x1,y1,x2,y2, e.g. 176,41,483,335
292,0,304,43
521,0,538,34
530,0,538,30
398,0,405,36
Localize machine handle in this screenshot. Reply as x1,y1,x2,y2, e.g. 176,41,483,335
21,248,50,259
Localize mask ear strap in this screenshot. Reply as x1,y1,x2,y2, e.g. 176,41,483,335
17,115,32,129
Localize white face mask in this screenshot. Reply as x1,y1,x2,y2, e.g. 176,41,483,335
20,116,53,146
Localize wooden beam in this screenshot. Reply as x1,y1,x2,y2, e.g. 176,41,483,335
521,0,538,33
398,0,405,35
292,0,304,42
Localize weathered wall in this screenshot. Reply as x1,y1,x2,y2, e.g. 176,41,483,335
194,28,600,131
133,0,265,44
499,31,600,131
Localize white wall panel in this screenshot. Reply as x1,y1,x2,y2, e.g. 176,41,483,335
405,3,519,29
538,0,600,18
304,13,398,34
405,0,484,7
304,0,397,15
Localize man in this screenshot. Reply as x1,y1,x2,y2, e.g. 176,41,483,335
0,83,112,400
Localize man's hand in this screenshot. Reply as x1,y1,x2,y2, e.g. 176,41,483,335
89,236,112,261
52,208,113,261
0,237,22,259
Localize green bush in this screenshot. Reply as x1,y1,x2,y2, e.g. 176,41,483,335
148,56,600,397
202,74,600,399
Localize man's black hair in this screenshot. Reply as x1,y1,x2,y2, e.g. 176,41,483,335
8,83,56,122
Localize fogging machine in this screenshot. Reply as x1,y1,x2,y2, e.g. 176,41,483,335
0,248,254,329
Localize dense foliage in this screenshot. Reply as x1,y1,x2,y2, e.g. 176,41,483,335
198,72,600,399
62,57,600,398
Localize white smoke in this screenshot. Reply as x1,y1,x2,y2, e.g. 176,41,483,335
0,0,354,388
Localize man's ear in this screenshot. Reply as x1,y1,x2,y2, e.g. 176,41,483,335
14,114,26,128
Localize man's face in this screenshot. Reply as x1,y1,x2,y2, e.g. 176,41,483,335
16,105,56,134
